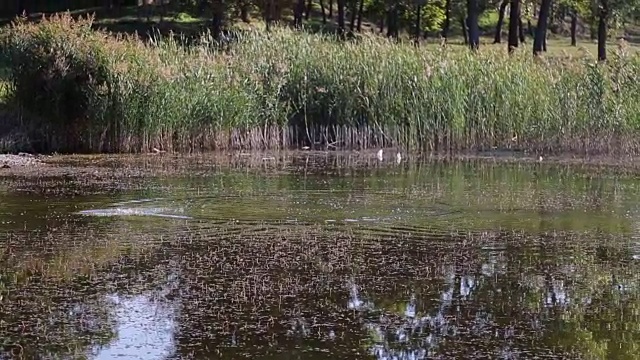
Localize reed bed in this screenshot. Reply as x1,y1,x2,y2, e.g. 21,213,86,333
1,13,639,154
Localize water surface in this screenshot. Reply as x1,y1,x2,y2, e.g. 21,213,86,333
1,155,639,359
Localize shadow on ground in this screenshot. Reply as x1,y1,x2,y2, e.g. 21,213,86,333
1,5,214,40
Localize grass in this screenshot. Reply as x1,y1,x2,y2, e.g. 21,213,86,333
0,13,639,155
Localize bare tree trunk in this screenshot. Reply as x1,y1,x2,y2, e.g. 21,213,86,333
414,3,422,46
240,1,250,22
533,0,551,55
494,0,508,43
295,0,305,27
197,0,207,16
15,0,21,16
508,0,520,52
467,0,479,49
329,0,333,18
570,11,577,46
442,0,451,40
356,0,364,31
597,0,608,61
265,0,275,32
337,0,345,35
387,3,399,39
319,0,327,24
306,0,312,20
211,0,225,38
349,0,357,31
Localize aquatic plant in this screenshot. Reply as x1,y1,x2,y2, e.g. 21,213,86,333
1,13,639,154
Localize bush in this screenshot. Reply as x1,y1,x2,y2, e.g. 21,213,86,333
1,13,639,154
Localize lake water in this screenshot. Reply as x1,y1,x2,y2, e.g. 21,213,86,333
1,154,639,359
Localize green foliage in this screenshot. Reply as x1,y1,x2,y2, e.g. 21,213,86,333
1,13,640,154
399,0,447,33
558,0,592,16
478,8,499,30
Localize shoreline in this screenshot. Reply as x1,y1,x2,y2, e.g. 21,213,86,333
2,150,640,181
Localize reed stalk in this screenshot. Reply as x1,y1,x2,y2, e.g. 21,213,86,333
1,13,639,154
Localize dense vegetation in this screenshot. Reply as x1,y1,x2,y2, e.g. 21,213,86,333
0,0,639,154
0,13,638,154
2,0,640,59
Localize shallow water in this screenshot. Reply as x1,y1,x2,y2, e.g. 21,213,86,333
1,155,640,359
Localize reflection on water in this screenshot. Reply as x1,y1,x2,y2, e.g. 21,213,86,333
92,293,177,359
78,206,192,220
91,266,180,359
1,156,640,359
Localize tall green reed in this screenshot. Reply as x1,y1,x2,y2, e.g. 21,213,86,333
1,13,639,154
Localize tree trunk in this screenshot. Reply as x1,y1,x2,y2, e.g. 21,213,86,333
197,0,207,16
306,0,312,20
467,0,480,50
337,0,345,35
494,0,508,43
442,0,451,40
329,0,333,18
240,1,250,22
533,0,551,55
349,0,357,31
415,3,422,46
265,0,275,32
597,0,608,61
295,0,305,27
320,0,327,24
356,0,364,31
16,0,25,15
211,0,224,39
387,5,399,38
508,0,520,52
518,16,526,43
461,16,469,45
570,11,577,46
379,16,384,33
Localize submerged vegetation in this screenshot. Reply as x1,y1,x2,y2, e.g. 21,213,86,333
0,13,639,154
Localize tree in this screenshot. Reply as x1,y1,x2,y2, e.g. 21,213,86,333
294,0,304,26
294,0,305,27
533,0,552,55
356,0,365,31
467,0,480,49
211,0,225,38
415,0,423,45
386,0,400,38
597,0,608,61
556,0,593,46
593,0,640,60
508,0,520,52
494,0,508,43
442,0,451,39
337,0,346,34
